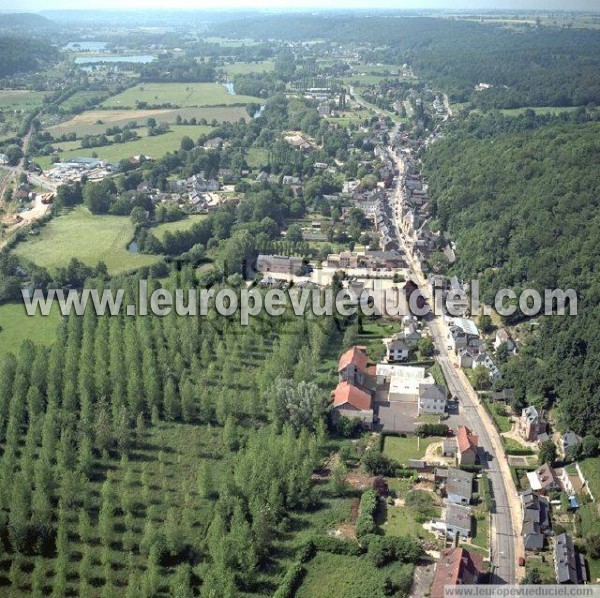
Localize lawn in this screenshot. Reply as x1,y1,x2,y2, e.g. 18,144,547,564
151,215,208,241
383,436,444,465
37,125,211,170
471,512,490,550
101,82,261,109
222,61,274,76
0,301,62,358
382,501,440,541
488,402,512,433
295,552,414,598
579,457,600,499
246,147,269,170
13,206,162,274
524,553,557,584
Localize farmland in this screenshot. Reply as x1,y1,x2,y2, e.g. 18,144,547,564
0,300,62,358
221,60,275,76
36,124,211,169
0,89,48,109
46,106,248,137
13,206,161,274
100,82,261,108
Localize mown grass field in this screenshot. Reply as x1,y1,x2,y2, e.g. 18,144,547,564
152,215,208,241
13,206,161,274
0,89,48,109
37,125,212,170
0,301,62,358
222,61,274,76
46,106,248,138
101,82,261,108
295,552,414,598
383,436,444,465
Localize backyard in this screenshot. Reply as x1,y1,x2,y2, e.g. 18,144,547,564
383,435,444,465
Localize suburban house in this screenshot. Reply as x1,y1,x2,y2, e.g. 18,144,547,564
384,335,410,362
256,254,305,276
527,464,560,494
338,346,371,389
472,352,501,382
521,489,550,551
443,468,474,505
457,426,479,465
494,328,515,352
446,318,480,352
555,533,588,584
326,251,360,269
431,548,484,598
330,381,374,428
418,383,447,415
561,431,582,458
444,503,472,538
518,406,547,443
443,438,458,458
457,348,474,368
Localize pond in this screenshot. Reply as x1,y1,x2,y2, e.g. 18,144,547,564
75,55,157,65
64,41,108,51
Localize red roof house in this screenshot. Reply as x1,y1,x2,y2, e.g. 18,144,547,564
431,548,484,598
331,381,374,428
338,346,368,373
457,426,479,465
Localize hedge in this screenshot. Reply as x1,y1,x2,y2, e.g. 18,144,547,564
273,562,306,598
310,534,363,556
356,489,379,539
415,423,449,437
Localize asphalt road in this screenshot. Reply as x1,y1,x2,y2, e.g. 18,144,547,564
389,147,521,584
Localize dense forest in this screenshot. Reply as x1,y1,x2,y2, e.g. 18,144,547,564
0,37,59,78
212,15,600,108
423,120,600,436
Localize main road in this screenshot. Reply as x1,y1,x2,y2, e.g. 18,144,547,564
389,148,523,585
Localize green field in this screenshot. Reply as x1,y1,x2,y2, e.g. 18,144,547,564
383,436,443,465
152,215,208,241
37,125,211,170
101,82,261,108
0,301,61,358
0,89,48,109
383,500,440,541
500,106,581,116
46,106,248,138
222,61,274,76
296,552,414,598
246,147,269,169
13,206,162,274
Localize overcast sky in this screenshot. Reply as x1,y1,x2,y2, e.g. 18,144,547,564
11,0,600,12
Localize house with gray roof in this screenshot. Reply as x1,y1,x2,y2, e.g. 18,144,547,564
444,503,472,539
444,468,474,505
555,533,587,584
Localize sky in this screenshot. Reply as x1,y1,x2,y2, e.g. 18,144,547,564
9,0,600,12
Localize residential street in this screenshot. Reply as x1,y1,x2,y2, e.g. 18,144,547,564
389,148,523,585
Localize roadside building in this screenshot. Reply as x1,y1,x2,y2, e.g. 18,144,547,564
457,426,479,465
431,548,484,598
444,503,472,539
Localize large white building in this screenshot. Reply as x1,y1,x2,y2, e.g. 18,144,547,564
377,364,447,415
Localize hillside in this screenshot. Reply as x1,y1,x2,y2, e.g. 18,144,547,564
423,121,600,435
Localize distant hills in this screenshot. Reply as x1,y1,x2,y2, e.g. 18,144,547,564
0,12,57,32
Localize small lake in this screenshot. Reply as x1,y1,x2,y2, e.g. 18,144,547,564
65,41,108,51
128,241,139,254
75,55,157,65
